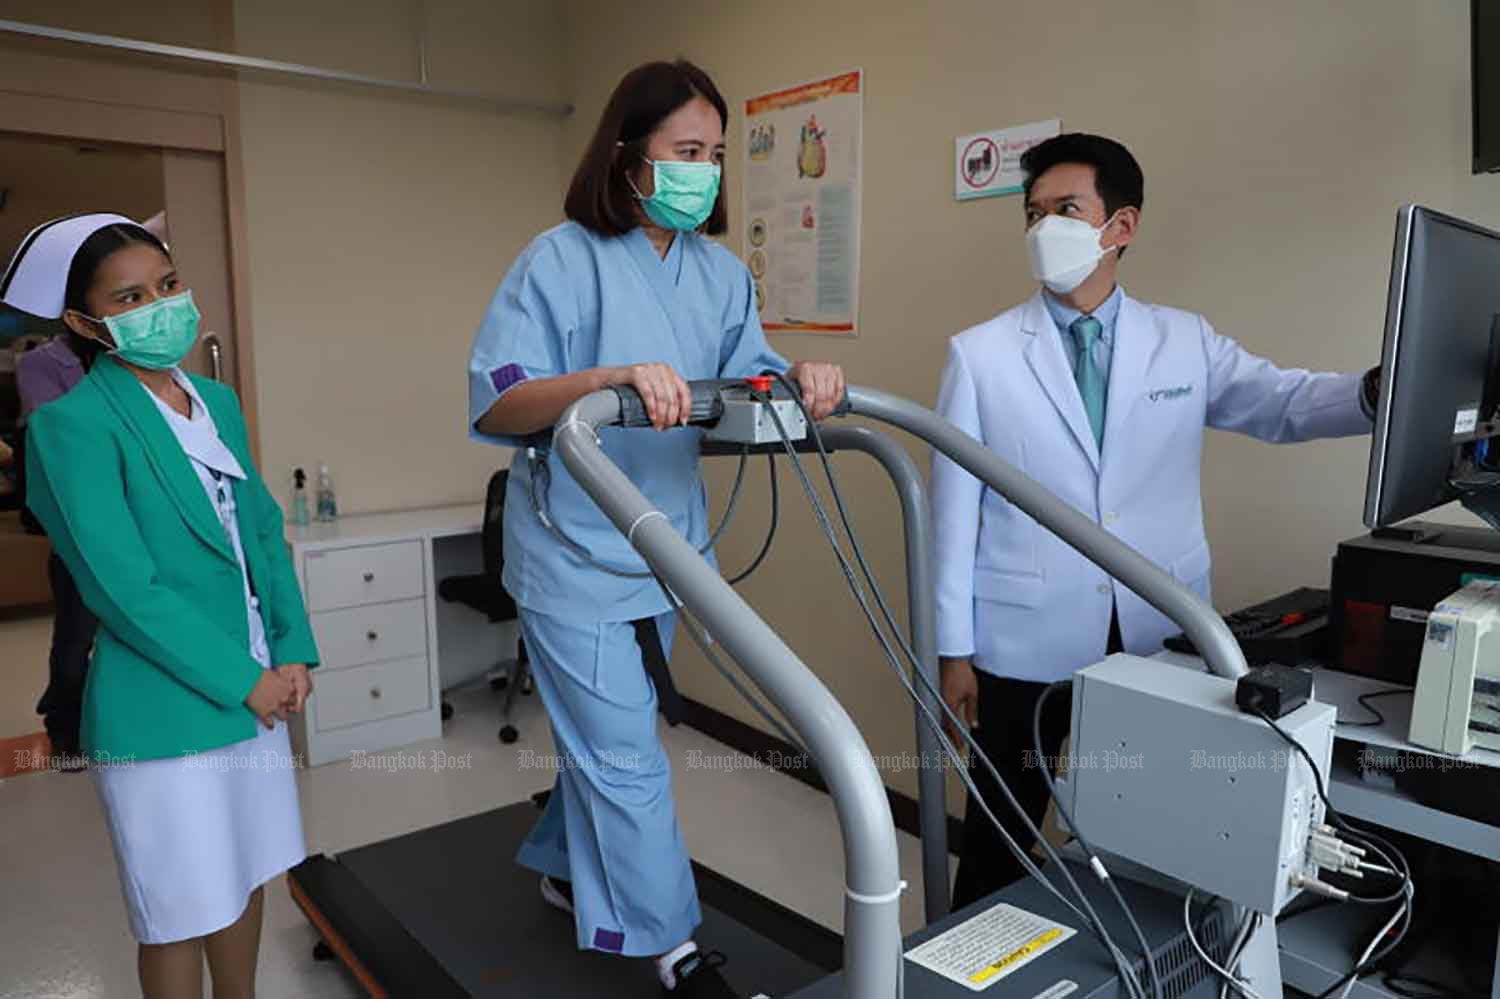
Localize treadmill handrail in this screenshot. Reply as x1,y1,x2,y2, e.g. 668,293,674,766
844,385,1249,680
817,425,949,924
554,391,905,999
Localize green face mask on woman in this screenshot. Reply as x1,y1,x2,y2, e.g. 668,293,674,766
633,157,722,231
86,291,201,370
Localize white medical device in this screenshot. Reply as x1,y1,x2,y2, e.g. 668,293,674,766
1408,580,1500,755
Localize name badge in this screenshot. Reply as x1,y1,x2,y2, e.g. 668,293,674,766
1148,385,1193,402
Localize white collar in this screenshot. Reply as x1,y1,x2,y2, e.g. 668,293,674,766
148,370,247,480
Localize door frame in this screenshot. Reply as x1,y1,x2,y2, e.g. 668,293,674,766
0,35,263,454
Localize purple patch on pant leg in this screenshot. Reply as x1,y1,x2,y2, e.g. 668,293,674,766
593,928,625,952
489,363,528,396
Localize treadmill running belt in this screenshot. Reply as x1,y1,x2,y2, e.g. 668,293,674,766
292,800,842,997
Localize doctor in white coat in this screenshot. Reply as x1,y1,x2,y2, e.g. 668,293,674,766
932,133,1378,907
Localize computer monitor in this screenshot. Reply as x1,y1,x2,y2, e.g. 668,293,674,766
1364,205,1500,529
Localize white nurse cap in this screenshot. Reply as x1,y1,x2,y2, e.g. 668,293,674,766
0,213,138,319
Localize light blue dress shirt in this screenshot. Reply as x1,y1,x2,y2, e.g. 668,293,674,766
1042,284,1123,387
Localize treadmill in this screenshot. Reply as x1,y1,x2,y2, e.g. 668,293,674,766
289,794,1233,998
290,793,842,997
288,426,953,997
289,381,1249,997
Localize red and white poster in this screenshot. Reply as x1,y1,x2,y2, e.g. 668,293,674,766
742,69,862,336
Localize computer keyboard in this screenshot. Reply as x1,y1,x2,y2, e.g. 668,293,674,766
1163,587,1331,665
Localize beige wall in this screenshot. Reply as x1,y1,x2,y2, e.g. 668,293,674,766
561,0,1500,802
232,0,567,511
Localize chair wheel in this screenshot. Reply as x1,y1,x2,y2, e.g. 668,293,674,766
440,702,454,722
499,725,519,744
490,675,508,691
313,940,335,962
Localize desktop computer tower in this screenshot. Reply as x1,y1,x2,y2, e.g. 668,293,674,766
1329,522,1500,684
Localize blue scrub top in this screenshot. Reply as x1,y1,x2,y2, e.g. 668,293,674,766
468,221,787,622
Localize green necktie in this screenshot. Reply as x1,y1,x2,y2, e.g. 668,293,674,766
1071,315,1106,449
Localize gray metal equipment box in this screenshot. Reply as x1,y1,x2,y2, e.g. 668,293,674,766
704,396,807,446
1065,655,1334,916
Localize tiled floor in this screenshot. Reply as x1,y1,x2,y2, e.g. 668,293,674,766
0,685,950,998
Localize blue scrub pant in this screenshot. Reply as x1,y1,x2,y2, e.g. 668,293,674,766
515,607,701,957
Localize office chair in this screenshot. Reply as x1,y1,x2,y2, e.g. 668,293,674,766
437,469,532,744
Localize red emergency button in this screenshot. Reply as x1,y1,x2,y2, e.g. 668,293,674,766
747,375,774,393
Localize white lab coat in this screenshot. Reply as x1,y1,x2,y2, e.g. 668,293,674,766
931,290,1371,683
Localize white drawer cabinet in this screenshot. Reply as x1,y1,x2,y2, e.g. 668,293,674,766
287,522,456,767
304,541,425,612
312,656,432,732
311,599,429,671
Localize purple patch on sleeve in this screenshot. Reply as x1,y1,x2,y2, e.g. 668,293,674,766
489,363,528,396
593,928,625,953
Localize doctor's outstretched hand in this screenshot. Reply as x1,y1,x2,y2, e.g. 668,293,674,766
786,361,846,422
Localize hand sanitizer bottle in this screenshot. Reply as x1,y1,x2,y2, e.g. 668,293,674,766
292,467,310,526
316,462,339,522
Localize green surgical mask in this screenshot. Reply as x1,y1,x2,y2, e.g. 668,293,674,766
633,157,721,231
87,291,201,370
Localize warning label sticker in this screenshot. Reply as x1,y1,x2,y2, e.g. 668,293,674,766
905,903,1076,991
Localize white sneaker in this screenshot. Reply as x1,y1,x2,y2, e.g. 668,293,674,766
540,874,574,914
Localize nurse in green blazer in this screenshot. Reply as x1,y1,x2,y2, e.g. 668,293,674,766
8,214,320,999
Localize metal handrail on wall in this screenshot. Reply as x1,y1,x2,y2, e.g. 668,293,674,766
0,17,574,119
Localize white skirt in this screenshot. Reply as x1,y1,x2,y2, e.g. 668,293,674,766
92,719,307,944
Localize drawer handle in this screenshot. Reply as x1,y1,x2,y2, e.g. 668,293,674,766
370,686,382,700
366,630,379,641
363,572,375,583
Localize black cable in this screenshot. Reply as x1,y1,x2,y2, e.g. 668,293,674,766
706,448,752,549
755,383,1151,998
769,376,1155,997
1253,706,1415,998
1217,912,1261,999
651,573,808,756
1339,688,1413,728
727,452,778,586
531,445,750,578
1311,887,1413,999
1253,708,1409,905
1258,715,1412,995
1275,896,1338,924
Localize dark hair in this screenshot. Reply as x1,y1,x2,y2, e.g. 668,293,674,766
565,60,730,237
1020,133,1145,218
63,223,169,369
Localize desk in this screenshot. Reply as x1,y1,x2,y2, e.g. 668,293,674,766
286,505,511,766
1159,652,1500,997
1298,668,1500,999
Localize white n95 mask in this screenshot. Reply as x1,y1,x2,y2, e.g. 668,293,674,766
1026,212,1120,294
